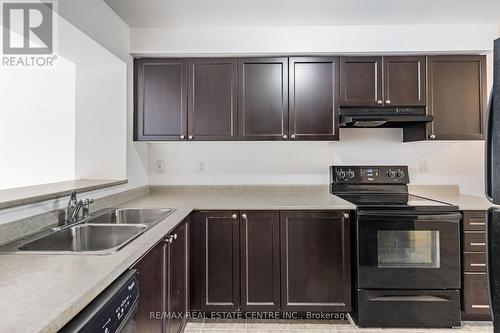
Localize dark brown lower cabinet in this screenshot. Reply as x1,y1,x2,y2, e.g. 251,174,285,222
190,210,352,316
461,210,491,321
197,211,240,312
168,220,189,333
133,218,189,333
280,211,351,313
134,240,165,333
240,211,280,311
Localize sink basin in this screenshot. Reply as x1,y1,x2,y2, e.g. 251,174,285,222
18,224,147,253
89,208,174,225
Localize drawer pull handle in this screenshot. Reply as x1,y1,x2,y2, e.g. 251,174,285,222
471,242,486,246
470,263,486,267
470,222,486,225
472,305,490,309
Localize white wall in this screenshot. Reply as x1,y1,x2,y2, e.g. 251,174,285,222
59,0,148,188
131,24,500,56
142,23,499,197
0,58,76,189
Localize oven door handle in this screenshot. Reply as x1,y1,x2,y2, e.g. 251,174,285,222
357,211,462,222
368,295,450,302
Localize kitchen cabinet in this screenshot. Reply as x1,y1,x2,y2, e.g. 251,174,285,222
383,56,426,106
461,210,491,320
134,240,165,333
238,58,289,140
340,56,426,108
280,211,351,312
196,211,240,312
133,218,190,333
187,58,238,140
427,56,487,140
240,211,280,311
340,57,382,107
190,210,351,316
134,58,187,141
167,220,189,333
289,57,340,140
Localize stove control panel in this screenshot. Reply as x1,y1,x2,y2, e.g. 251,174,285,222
330,165,409,184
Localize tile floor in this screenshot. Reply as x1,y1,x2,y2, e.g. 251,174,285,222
183,319,493,333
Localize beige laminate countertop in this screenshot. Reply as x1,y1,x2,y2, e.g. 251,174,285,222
0,186,354,333
409,185,498,211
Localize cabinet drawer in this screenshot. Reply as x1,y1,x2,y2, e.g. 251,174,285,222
463,232,486,252
463,272,491,319
463,211,487,231
463,252,487,272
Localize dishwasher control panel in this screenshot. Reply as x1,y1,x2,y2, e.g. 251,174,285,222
60,270,139,333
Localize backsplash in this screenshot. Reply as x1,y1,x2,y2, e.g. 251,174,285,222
148,128,485,197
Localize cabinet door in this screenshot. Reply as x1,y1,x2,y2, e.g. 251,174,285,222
167,220,189,333
289,57,340,141
340,57,382,107
428,56,487,140
383,56,426,106
463,273,491,320
238,58,288,140
240,211,280,312
135,58,187,141
133,241,165,333
188,58,238,140
280,211,351,312
198,211,240,312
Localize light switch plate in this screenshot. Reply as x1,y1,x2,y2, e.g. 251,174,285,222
156,160,165,173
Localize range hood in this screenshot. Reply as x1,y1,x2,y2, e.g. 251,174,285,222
340,107,434,128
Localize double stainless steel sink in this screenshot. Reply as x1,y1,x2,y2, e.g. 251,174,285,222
0,208,175,255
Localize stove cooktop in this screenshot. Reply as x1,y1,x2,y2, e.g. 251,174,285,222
334,192,458,211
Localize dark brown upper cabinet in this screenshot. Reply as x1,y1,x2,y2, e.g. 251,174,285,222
340,57,382,107
197,211,240,312
135,58,187,141
384,56,426,106
188,58,238,141
240,211,280,312
340,56,426,108
427,55,487,140
238,58,289,140
289,57,340,140
280,211,351,313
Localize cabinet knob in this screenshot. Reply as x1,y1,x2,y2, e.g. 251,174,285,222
291,134,296,139
344,213,350,219
429,134,436,139
283,135,288,140
241,213,247,219
377,100,383,105
179,135,185,139
385,100,391,104
188,135,194,140
232,213,238,219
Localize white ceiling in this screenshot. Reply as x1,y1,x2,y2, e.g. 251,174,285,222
104,0,500,28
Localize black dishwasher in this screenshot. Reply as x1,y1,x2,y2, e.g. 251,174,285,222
60,270,139,333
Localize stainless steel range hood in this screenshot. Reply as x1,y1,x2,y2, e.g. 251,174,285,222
340,107,434,128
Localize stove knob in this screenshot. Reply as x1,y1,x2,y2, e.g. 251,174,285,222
337,170,346,179
387,170,396,178
347,170,355,179
397,170,405,178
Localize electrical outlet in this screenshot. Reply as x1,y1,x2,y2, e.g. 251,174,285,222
198,160,206,173
419,160,429,173
155,160,165,173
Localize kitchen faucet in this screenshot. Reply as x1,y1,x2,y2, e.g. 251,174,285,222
65,191,94,226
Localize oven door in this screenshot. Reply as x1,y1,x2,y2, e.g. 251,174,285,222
357,210,461,289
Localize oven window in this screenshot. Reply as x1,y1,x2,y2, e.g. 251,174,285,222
377,230,440,268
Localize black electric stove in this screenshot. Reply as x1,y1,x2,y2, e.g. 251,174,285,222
330,165,462,328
